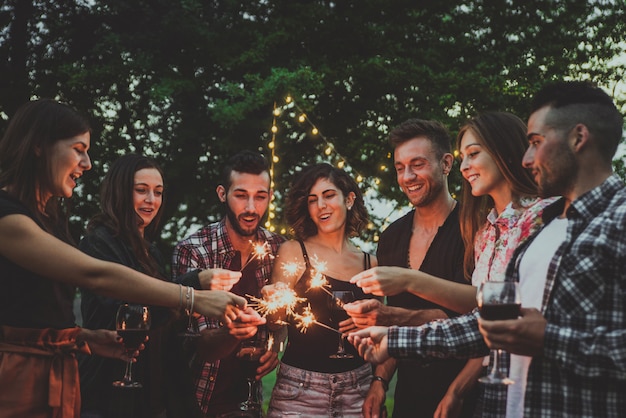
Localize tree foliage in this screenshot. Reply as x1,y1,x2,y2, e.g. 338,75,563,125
1,0,625,253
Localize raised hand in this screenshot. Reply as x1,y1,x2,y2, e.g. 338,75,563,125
198,268,242,291
347,326,390,364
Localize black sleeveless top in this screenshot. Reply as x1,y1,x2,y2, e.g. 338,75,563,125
280,240,375,373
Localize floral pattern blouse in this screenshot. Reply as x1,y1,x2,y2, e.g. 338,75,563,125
471,197,558,287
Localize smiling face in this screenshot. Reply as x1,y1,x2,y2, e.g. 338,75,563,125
459,130,507,201
47,132,92,201
133,167,164,236
524,106,577,198
219,170,271,238
307,177,355,236
393,137,448,207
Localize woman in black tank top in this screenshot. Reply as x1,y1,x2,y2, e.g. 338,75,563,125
265,163,378,418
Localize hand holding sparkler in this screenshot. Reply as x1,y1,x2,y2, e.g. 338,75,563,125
198,268,242,291
227,306,267,340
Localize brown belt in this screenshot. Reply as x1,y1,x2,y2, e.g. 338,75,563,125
0,326,90,418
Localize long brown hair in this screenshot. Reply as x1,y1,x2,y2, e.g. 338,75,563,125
0,99,91,243
87,154,165,278
456,112,536,280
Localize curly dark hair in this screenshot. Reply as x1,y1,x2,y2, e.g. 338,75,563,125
285,163,369,240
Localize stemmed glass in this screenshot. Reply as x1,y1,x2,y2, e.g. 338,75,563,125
235,327,268,415
328,290,356,359
476,281,521,385
113,303,151,388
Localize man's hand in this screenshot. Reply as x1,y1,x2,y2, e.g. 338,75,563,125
478,307,546,356
255,349,279,380
198,268,242,291
348,326,390,364
343,299,388,328
362,382,387,418
228,307,267,340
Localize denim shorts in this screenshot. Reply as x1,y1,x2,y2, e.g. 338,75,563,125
267,361,372,418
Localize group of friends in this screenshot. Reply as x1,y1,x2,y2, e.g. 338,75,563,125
0,79,624,418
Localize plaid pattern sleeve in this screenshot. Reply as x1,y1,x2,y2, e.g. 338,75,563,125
388,309,489,359
171,220,285,416
521,175,626,417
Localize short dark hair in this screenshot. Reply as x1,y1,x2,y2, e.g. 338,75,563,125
388,119,452,159
531,81,623,162
285,163,368,240
220,150,270,192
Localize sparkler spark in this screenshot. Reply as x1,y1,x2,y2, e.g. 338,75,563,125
292,305,342,335
241,241,273,271
247,282,306,317
280,260,301,279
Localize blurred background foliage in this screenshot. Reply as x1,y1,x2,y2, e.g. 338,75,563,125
1,0,625,254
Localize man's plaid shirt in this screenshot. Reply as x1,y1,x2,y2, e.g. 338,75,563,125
389,175,626,417
171,218,285,415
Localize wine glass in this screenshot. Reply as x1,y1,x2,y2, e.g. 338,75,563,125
113,303,151,388
328,290,356,359
235,327,269,415
476,281,521,385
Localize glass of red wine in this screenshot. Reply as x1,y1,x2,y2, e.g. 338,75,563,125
113,303,151,388
328,290,356,359
235,328,268,415
477,280,521,385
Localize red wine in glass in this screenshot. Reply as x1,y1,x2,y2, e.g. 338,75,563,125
476,281,520,385
236,329,268,413
113,304,151,388
479,303,521,320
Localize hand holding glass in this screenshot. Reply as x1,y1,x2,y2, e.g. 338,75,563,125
113,304,151,388
477,281,521,385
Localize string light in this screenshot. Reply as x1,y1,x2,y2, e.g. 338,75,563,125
264,95,395,240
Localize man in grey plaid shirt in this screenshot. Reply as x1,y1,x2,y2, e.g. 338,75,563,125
350,80,626,417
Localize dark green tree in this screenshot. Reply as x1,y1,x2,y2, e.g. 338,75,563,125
1,0,624,252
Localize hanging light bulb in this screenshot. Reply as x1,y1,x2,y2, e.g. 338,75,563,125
312,127,318,135
286,95,292,103
271,125,278,133
298,114,306,123
273,155,279,163
324,146,332,155
337,160,345,169
356,175,363,182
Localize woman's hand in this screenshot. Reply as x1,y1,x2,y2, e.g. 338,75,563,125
78,328,145,361
195,289,247,324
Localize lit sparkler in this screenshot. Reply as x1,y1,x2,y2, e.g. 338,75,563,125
241,241,273,271
292,305,342,335
307,254,333,296
246,282,306,317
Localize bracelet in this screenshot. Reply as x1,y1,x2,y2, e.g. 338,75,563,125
190,287,195,315
185,286,192,314
372,375,389,392
177,283,183,311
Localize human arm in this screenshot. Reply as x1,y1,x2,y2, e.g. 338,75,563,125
351,266,477,314
434,357,483,418
363,358,396,418
344,298,448,327
0,214,246,322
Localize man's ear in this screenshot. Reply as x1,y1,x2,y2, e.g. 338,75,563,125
572,124,590,152
441,153,454,175
216,185,226,202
